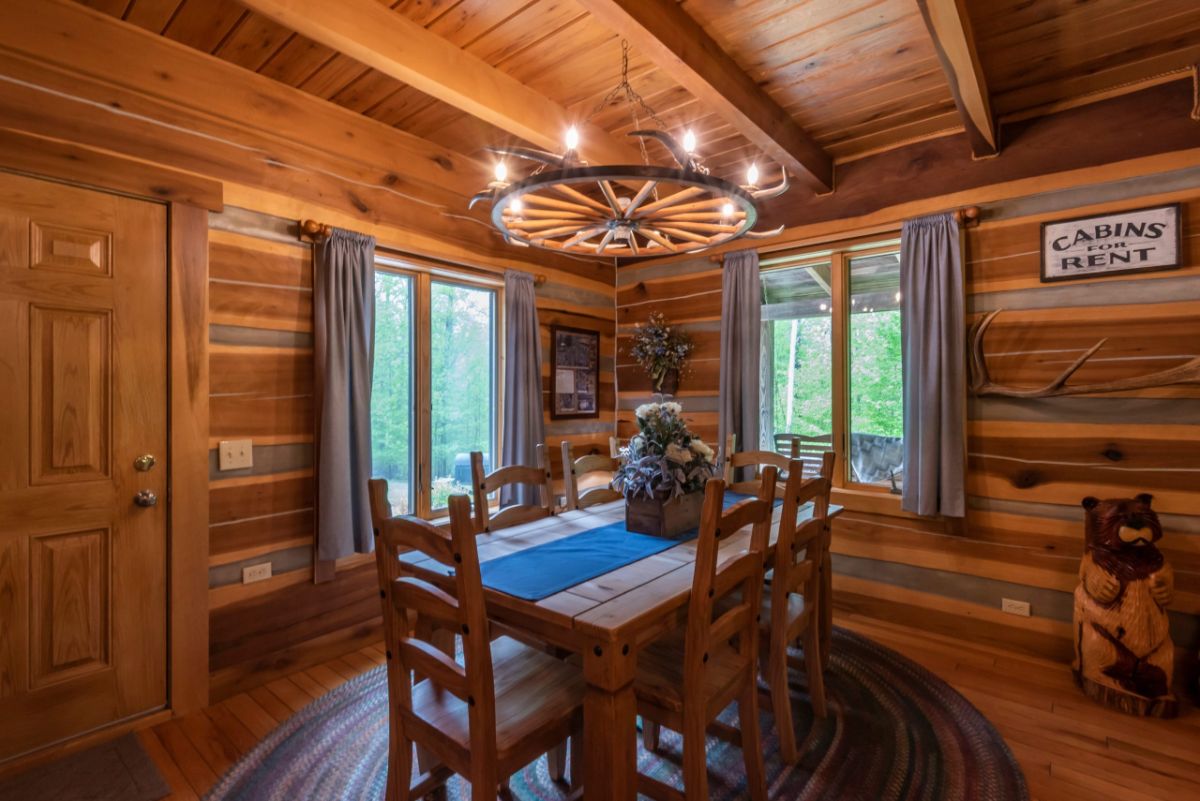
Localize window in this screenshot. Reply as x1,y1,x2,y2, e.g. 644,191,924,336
429,281,497,511
760,239,904,493
371,262,501,518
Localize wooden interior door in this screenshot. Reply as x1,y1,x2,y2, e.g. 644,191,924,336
0,172,168,761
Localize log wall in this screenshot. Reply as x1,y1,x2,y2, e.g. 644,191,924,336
206,204,615,699
616,169,1200,668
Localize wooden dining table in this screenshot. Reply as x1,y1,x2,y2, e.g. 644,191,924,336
397,498,843,801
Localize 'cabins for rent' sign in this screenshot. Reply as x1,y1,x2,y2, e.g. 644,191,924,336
1040,204,1182,282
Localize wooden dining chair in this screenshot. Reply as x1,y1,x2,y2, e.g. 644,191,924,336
470,443,554,533
368,486,585,800
608,435,627,460
724,446,792,496
759,451,835,763
561,442,622,510
636,468,777,801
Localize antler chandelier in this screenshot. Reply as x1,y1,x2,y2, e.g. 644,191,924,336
471,42,788,259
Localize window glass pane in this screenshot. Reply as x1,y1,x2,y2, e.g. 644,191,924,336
761,264,834,475
430,281,496,510
371,271,414,514
848,252,904,490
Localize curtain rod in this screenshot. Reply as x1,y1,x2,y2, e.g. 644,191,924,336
704,205,981,263
299,219,546,286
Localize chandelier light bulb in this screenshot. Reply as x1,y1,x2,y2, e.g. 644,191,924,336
565,125,580,151
721,201,734,218
509,196,523,214
746,163,759,186
683,129,697,154
819,302,828,312
494,162,507,182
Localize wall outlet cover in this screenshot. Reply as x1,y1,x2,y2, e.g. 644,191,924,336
1001,598,1032,617
242,562,272,584
219,438,253,471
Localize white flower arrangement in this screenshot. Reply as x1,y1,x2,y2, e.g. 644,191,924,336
614,402,717,499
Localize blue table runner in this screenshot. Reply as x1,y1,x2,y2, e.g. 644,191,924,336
479,493,780,601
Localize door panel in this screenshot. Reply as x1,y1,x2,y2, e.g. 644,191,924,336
0,173,167,761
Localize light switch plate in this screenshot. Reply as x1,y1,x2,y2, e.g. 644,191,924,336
242,563,272,584
1001,598,1031,617
219,439,253,471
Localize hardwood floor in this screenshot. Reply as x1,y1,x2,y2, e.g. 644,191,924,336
141,621,1200,801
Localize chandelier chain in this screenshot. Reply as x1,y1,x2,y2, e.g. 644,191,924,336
587,39,670,168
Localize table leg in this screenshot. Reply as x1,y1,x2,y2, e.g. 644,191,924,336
583,682,637,801
582,642,638,801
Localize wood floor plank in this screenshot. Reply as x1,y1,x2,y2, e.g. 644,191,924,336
340,649,380,675
153,720,220,797
323,656,362,682
288,669,330,700
267,675,319,711
248,685,295,724
306,663,348,692
206,701,262,755
177,712,242,779
136,729,200,801
223,693,281,741
359,644,387,665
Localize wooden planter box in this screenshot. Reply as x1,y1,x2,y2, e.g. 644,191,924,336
625,490,703,538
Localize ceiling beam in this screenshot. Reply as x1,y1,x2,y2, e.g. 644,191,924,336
239,0,641,167
573,0,833,193
917,0,998,158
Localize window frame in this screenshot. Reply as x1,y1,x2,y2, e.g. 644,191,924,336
761,235,903,497
373,256,504,520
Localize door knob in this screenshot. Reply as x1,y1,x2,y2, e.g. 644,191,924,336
134,490,158,508
134,454,156,472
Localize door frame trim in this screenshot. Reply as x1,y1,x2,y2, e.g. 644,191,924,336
0,134,219,721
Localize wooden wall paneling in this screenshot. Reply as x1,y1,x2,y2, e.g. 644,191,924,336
170,202,211,715
0,129,222,211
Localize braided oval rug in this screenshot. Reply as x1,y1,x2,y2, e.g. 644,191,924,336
205,627,1027,801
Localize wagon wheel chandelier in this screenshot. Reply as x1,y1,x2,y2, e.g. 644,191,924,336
470,41,788,259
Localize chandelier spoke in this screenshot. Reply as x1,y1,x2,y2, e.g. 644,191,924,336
656,226,712,245
529,225,586,240
520,194,603,216
632,186,707,218
505,217,592,231
596,229,617,254
640,228,678,252
597,180,623,216
551,184,612,214
623,181,658,217
655,211,746,222
561,225,609,249
653,220,740,234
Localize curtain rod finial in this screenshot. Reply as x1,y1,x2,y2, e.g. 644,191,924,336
534,273,547,286
300,219,333,242
954,206,981,227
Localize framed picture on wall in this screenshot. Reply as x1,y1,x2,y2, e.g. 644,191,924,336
1040,203,1182,282
550,325,600,420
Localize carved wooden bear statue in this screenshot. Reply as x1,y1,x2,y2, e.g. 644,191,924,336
1073,493,1176,717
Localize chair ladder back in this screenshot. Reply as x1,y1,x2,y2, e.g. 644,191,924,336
561,442,622,511
471,444,554,533
771,453,834,644
726,449,791,495
684,469,777,699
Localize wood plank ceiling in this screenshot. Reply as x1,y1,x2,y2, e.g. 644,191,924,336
76,0,1200,193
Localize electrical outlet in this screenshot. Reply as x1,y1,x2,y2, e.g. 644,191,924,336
1001,598,1031,617
242,562,272,584
219,439,253,471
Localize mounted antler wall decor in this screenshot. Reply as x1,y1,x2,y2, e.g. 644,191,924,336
969,309,1200,398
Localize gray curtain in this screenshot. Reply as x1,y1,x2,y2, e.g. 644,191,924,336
900,213,966,517
718,250,761,476
314,228,376,561
500,270,545,506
